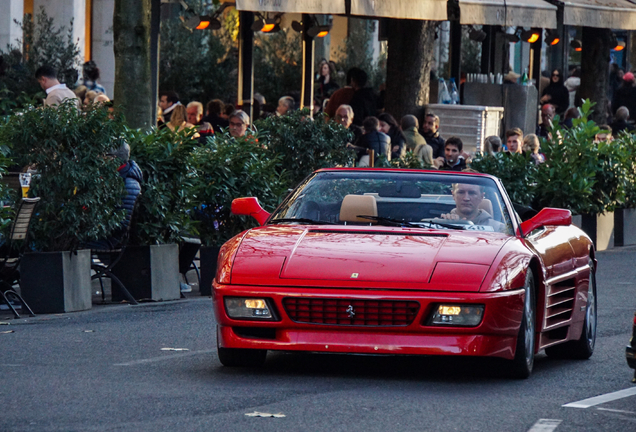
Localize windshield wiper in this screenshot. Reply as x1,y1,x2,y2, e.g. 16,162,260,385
269,217,336,225
356,215,419,227
417,218,466,230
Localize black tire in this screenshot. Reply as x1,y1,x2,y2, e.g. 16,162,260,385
217,346,267,367
508,270,535,379
545,259,597,360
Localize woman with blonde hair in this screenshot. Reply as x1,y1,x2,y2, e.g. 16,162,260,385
167,104,194,133
84,90,100,106
523,133,545,164
414,143,437,169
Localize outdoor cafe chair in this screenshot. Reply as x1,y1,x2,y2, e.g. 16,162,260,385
90,199,139,305
0,197,40,319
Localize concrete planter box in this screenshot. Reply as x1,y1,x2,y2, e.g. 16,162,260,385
21,250,92,314
614,208,636,246
199,246,221,297
111,244,180,302
573,212,614,251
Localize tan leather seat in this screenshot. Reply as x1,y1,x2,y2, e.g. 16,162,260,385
479,198,494,216
339,195,377,224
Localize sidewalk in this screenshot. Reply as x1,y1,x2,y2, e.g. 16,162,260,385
0,266,207,322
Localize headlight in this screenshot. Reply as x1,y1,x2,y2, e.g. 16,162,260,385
427,304,484,327
224,297,274,320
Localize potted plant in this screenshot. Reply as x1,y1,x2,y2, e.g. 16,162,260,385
0,102,126,313
112,127,199,301
612,131,636,246
190,130,288,295
255,110,355,187
534,101,628,250
190,112,354,295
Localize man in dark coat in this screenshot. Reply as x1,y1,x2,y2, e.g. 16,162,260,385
612,73,636,118
610,106,635,135
420,113,445,158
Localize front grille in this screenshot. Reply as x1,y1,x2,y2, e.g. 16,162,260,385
283,298,420,326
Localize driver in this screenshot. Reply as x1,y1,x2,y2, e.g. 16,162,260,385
441,183,504,231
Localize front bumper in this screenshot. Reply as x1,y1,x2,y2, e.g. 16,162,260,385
213,284,526,360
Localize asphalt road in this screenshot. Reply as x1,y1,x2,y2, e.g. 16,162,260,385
1,246,635,432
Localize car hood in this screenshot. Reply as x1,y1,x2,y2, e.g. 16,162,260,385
229,226,512,291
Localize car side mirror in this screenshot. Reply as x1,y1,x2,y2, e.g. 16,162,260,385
231,197,271,226
519,207,571,236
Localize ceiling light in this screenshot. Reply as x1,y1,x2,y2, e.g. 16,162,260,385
291,20,303,32
504,28,520,43
545,30,559,46
252,17,280,33
306,25,331,38
468,26,487,42
521,28,541,43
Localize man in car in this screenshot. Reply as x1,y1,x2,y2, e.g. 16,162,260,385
441,183,504,231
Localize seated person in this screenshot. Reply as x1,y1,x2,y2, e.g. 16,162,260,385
436,137,467,171
86,143,143,249
440,183,504,231
351,116,391,165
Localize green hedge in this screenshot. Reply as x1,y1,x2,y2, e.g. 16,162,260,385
471,100,634,215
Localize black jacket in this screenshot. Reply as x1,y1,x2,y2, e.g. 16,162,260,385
357,131,391,160
202,113,229,132
349,87,377,126
422,131,445,159
610,119,635,135
439,157,467,172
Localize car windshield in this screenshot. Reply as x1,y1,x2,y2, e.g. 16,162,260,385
269,170,515,235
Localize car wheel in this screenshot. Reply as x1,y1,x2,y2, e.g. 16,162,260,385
508,270,535,379
217,336,267,367
545,258,597,360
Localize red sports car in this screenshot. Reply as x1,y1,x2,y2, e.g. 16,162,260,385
212,168,597,378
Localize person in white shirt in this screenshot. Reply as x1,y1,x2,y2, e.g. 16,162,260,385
35,65,81,109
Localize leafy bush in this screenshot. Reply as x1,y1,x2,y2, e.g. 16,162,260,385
534,100,629,214
255,110,355,187
471,100,631,215
191,132,288,246
470,152,537,206
0,9,81,114
127,127,199,245
375,152,426,169
0,102,125,251
616,132,636,209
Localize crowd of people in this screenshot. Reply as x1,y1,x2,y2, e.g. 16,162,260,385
37,57,636,174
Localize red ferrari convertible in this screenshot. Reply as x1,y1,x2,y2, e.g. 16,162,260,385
212,169,597,378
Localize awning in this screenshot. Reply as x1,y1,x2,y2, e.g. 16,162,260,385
234,0,346,15
350,0,448,20
459,0,557,28
560,0,636,30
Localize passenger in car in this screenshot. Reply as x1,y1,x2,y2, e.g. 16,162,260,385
441,183,504,231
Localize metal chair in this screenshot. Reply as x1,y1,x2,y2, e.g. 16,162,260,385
90,200,139,305
0,197,40,318
179,237,201,287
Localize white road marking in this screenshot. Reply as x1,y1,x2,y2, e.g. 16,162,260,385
527,419,562,432
113,349,215,366
563,387,636,408
597,407,636,415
